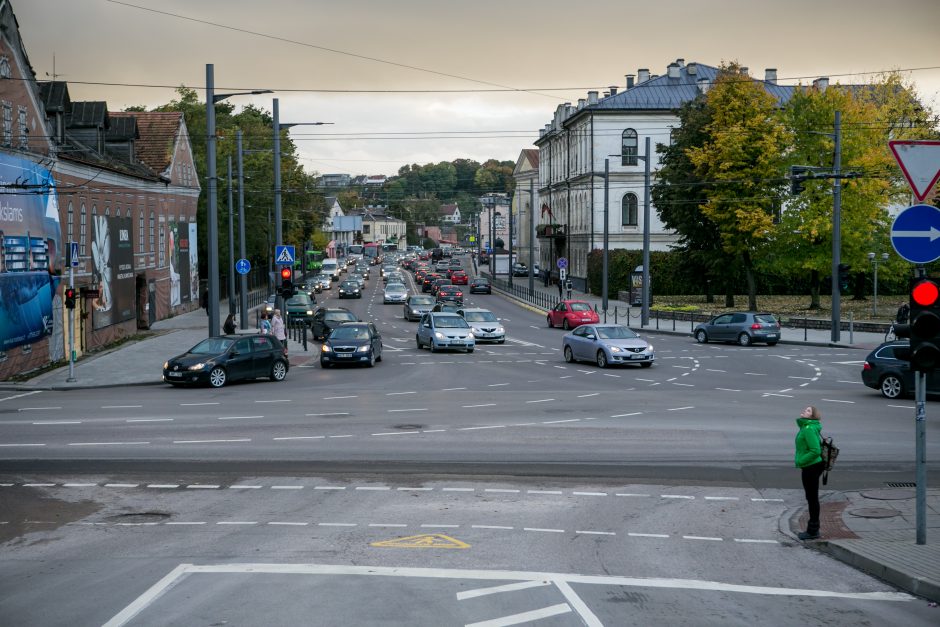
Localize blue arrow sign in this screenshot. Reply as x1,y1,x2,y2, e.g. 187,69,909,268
235,259,251,275
275,245,295,265
891,204,940,264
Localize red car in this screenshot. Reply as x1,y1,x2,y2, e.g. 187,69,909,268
451,271,468,285
547,300,600,330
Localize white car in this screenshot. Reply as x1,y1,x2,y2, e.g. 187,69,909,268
383,282,409,304
456,308,505,343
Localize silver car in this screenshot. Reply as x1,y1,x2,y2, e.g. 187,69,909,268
563,323,654,368
383,282,409,304
416,313,475,353
694,312,780,346
457,308,505,343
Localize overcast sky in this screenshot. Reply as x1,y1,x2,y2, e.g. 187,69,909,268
14,0,940,177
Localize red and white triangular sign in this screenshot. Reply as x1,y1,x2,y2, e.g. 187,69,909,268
889,140,940,202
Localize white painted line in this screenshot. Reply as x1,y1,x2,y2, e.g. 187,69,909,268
147,484,179,489
662,495,695,500
102,405,143,409
186,485,220,489
323,395,358,400
0,391,42,402
306,413,350,417
752,498,785,502
715,387,741,392
372,431,421,436
523,527,565,533
388,408,428,413
837,380,864,385
442,488,475,492
229,485,263,489
610,412,642,418
628,532,669,538
216,521,257,525
487,383,510,387
704,496,739,501
471,525,514,530
270,486,304,490
17,405,60,410
218,415,264,420
369,523,407,528
397,487,432,491
458,425,505,431
126,418,172,423
180,402,220,406
462,403,497,408
573,492,607,496
616,493,651,497
34,421,81,425
314,486,346,491
485,489,520,493
386,391,417,396
577,393,599,398
268,522,308,526
821,399,854,404
666,406,694,411
254,399,291,403
356,486,391,491
888,404,914,409
456,580,550,600
105,483,139,488
734,538,780,544
69,441,149,446
421,524,460,528
762,393,793,398
465,603,572,627
576,530,616,536
602,374,620,378
788,376,813,380
318,522,356,527
63,483,98,487
173,438,250,444
441,387,467,391
528,490,563,495
525,398,555,404
165,522,206,526
511,422,537,426
672,382,694,387
743,373,765,376
328,435,353,439
273,436,325,441
422,429,447,433
683,535,723,541
23,483,55,487
542,419,580,424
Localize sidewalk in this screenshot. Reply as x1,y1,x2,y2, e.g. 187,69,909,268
1,277,933,601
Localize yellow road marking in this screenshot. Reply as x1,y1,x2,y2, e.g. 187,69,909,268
370,533,470,549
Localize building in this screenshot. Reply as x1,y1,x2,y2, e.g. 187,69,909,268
512,149,540,271
478,193,510,254
318,173,351,188
350,207,407,249
439,203,461,224
321,196,361,257
533,59,793,290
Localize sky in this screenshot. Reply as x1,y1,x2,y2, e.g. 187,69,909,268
13,0,940,177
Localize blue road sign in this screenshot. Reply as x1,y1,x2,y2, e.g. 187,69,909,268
235,259,251,275
891,204,940,264
69,241,79,267
557,257,568,269
275,245,295,265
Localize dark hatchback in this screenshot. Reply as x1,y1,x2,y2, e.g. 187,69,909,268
436,285,464,305
163,334,288,388
469,277,491,294
338,280,362,299
862,341,940,398
320,322,383,368
694,312,780,346
311,307,359,341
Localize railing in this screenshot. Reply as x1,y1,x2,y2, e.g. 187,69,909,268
286,318,309,352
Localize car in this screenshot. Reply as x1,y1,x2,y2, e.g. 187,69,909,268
262,294,276,314
512,263,529,277
547,300,600,330
563,323,654,368
284,292,316,327
694,312,781,346
355,264,370,279
422,273,443,293
469,277,491,294
163,334,288,388
431,278,452,296
320,322,383,368
385,271,405,284
314,274,333,292
404,295,436,321
384,282,409,304
416,312,475,353
457,308,505,343
303,279,321,295
311,307,359,340
430,302,461,314
861,340,940,398
338,280,362,299
348,273,366,289
436,285,464,305
450,270,469,285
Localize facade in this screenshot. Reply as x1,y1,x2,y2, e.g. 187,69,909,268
512,149,540,270
439,203,461,224
352,207,407,249
533,59,792,291
322,196,362,257
478,193,510,253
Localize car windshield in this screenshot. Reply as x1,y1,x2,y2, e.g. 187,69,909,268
331,326,370,340
410,296,434,305
570,302,592,312
287,295,311,306
387,284,406,292
190,338,235,354
472,279,488,285
435,316,469,329
440,286,458,293
325,311,357,322
596,326,638,339
464,311,497,322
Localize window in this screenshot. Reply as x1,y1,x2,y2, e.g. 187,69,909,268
158,223,165,266
621,128,638,166
67,202,74,244
149,211,155,256
621,193,638,226
80,203,87,256
1,101,11,147
17,106,27,150
139,210,144,253
0,57,10,79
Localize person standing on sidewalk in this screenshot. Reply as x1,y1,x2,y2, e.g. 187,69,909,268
271,309,287,354
258,312,272,335
795,405,825,540
223,313,236,335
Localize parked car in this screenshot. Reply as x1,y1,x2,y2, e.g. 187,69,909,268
436,284,464,305
311,307,359,340
861,340,939,398
694,312,781,346
547,300,600,330
384,282,409,304
404,295,436,321
416,312,475,353
457,308,505,343
284,292,316,327
338,280,362,299
469,277,491,294
163,334,288,388
512,263,529,277
563,323,654,368
320,322,383,368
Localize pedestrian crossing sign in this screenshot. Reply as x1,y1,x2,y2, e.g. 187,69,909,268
275,245,295,265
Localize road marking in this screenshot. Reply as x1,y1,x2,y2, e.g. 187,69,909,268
273,436,325,441
387,391,417,396
628,532,669,538
610,412,642,418
254,399,291,403
105,483,139,488
543,419,580,424
662,495,695,500
704,496,739,501
684,535,723,541
0,391,42,402
33,421,81,425
821,399,855,404
525,398,555,404
528,490,563,495
306,413,349,417
752,498,785,502
763,393,793,398
463,403,496,408
270,486,304,490
715,388,741,392
23,483,55,487
487,383,510,387
16,405,60,411
459,425,505,431
315,486,346,491
218,415,264,420
734,538,780,544
318,522,356,527
356,486,392,491
576,530,616,536
472,525,514,530
173,438,251,444
268,522,308,526
441,387,466,391
617,493,651,497
217,521,257,525
229,485,263,489
371,533,470,549
397,487,432,491
485,489,520,493
743,373,765,376
888,404,913,409
667,406,694,411
524,527,565,533
788,376,813,380
421,524,460,528
185,485,219,489
573,492,607,496
180,402,220,406
369,523,407,528
63,483,97,487
166,522,206,526
102,405,142,409
457,580,550,600
147,484,179,489
323,395,358,400
68,441,149,446
577,393,599,398
466,604,572,627
126,418,172,423
372,431,421,436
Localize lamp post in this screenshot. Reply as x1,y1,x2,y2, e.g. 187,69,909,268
635,137,652,327
868,251,889,317
204,63,271,337
226,156,235,316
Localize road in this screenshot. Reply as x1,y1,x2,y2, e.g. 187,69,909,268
1,256,937,626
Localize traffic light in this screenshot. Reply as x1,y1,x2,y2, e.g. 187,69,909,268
64,287,76,309
837,263,851,293
789,165,809,195
279,267,295,299
909,278,940,371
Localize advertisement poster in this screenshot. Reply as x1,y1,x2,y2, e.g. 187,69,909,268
91,215,135,329
168,221,192,307
0,154,61,351
188,222,198,303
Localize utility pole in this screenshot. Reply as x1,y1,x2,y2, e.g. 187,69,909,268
227,156,235,316
831,111,842,343
603,158,610,321
508,192,514,288
528,179,535,292
642,137,651,327
236,130,248,329
205,64,221,337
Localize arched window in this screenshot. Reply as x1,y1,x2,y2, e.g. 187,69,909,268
621,193,638,227
621,129,638,166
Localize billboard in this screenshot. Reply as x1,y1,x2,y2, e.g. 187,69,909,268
0,154,61,351
91,215,135,329
188,222,198,304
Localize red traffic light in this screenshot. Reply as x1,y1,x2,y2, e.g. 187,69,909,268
65,288,76,299
280,267,292,281
912,280,939,306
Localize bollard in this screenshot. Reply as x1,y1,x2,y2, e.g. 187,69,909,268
672,311,676,331
614,308,618,324
804,317,808,342
849,311,854,345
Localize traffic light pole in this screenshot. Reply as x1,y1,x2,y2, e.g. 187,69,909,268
67,265,75,383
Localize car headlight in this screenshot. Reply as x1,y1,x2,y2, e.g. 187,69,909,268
163,361,169,369
411,309,419,314
357,345,370,353
468,332,475,339
610,346,622,353
306,310,313,315
647,344,653,352
434,332,445,339
321,344,332,353
495,326,504,334
188,362,207,371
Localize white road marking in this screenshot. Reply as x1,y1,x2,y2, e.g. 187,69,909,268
186,485,219,489
17,405,60,411
68,441,149,446
617,493,651,497
684,535,723,541
442,387,466,391
573,492,607,496
218,416,264,421
610,412,642,418
306,413,349,417
102,405,142,409
628,532,669,538
229,485,263,489
705,369,726,373
387,408,428,413
63,483,97,487
165,522,206,526
126,418,172,423
254,399,291,404
180,402,220,406
485,489,520,493
888,404,913,409
715,388,741,392
270,486,304,490
216,521,257,525
457,580,550,600
173,438,250,444
465,604,573,627
105,483,139,488
33,421,81,425
577,393,599,398
315,486,346,491
487,382,510,387
459,425,505,431
372,431,421,436
387,391,417,396
0,391,42,402
472,525,514,530
268,522,308,526
463,403,497,408
752,498,785,502
821,399,855,404
662,495,695,500
524,527,565,533
273,436,325,441
667,406,694,411
147,484,179,489
542,419,580,424
525,398,555,404
323,395,358,400
576,530,615,536
356,487,391,491
734,538,780,544
704,496,739,501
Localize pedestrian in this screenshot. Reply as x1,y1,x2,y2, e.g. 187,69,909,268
223,313,236,335
543,267,550,287
557,276,563,300
896,302,910,324
201,288,209,315
259,312,272,335
795,405,825,540
271,309,287,353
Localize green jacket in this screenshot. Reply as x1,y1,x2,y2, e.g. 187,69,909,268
795,418,822,468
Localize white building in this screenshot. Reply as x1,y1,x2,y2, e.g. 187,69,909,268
439,203,462,224
512,149,540,270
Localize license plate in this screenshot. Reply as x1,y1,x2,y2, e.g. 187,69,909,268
767,334,778,338
630,354,645,360
168,371,183,377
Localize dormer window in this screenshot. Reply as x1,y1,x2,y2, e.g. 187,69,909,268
0,57,10,79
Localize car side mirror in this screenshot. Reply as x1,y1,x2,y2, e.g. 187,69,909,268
423,323,431,328
586,335,596,340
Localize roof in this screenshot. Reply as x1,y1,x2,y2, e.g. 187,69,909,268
440,204,459,216
67,101,108,128
106,115,138,142
522,149,539,167
110,111,183,175
38,81,70,114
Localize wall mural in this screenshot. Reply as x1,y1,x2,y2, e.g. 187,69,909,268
0,154,60,352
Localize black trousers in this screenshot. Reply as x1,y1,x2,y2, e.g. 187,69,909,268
801,462,825,530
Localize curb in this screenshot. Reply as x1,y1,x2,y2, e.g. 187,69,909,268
814,540,940,602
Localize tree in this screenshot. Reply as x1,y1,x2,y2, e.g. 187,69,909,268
686,62,789,311
474,159,514,194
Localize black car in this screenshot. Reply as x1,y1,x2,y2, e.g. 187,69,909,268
284,292,316,327
320,322,383,368
469,277,491,294
436,285,464,305
512,263,528,277
163,334,288,388
430,302,461,314
862,340,940,398
404,295,435,321
338,280,362,299
311,307,359,340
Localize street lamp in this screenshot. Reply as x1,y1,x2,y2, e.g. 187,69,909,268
868,251,889,316
205,63,272,337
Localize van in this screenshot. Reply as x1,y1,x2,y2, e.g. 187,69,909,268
321,258,341,281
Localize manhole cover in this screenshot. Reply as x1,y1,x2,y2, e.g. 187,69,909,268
859,489,915,500
849,508,901,519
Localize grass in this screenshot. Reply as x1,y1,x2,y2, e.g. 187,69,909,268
649,294,902,322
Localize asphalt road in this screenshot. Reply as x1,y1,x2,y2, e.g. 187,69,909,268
1,257,937,626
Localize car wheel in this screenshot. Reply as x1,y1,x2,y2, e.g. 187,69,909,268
695,330,708,344
367,354,376,367
430,342,438,353
320,360,331,369
498,339,505,344
880,374,905,399
270,360,288,381
596,351,608,368
208,366,227,388
416,335,423,349
547,315,554,328
737,333,751,347
563,319,571,331
564,346,574,363
467,348,474,353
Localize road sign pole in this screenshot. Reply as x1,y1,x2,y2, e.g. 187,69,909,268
832,111,842,343
915,370,927,545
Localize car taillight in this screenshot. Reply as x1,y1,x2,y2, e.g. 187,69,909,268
456,292,462,297
863,362,871,371
751,323,762,330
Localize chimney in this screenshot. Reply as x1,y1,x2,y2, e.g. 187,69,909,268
687,62,697,76
602,91,610,98
625,74,635,88
609,85,618,96
588,91,599,105
813,77,829,91
676,58,685,67
667,63,680,79
765,68,777,84
740,66,749,76
697,77,710,94
577,98,586,109
637,68,650,83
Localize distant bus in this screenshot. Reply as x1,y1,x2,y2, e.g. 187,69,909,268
382,243,399,253
347,244,364,259
363,243,380,262
305,250,325,274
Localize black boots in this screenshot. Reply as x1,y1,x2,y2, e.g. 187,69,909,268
798,522,821,541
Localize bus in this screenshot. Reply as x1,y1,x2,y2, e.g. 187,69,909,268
363,243,380,264
382,243,400,253
347,244,364,260
304,250,325,274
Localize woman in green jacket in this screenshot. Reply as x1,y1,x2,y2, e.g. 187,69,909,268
795,405,824,540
